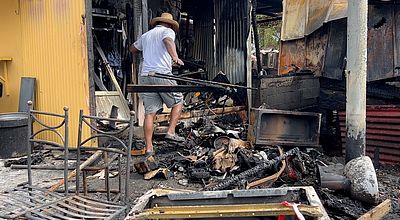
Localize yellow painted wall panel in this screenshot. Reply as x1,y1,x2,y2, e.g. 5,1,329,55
19,0,90,146
0,0,23,112
0,0,91,147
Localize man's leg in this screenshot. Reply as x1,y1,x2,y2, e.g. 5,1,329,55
144,113,156,153
140,76,163,153
158,77,184,141
167,103,183,135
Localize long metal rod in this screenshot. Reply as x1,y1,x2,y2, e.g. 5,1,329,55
127,85,220,93
27,101,33,187
11,165,75,170
76,110,84,196
251,0,263,75
125,111,134,203
104,152,110,201
345,0,368,162
149,72,257,90
64,106,69,196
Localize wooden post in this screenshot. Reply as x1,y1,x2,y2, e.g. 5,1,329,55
49,150,103,192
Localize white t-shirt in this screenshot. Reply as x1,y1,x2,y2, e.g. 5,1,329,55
133,25,175,76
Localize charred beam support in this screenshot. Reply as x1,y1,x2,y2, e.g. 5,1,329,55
251,0,263,75
148,72,257,90
345,0,368,162
127,85,220,93
206,148,299,191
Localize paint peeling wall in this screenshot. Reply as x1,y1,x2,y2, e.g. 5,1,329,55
279,26,328,76
280,3,400,82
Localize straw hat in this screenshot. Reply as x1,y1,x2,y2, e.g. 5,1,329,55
150,13,179,33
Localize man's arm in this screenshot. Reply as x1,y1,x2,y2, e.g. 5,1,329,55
129,44,140,54
163,37,184,66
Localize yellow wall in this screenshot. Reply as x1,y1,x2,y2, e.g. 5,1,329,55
0,0,91,146
0,0,23,112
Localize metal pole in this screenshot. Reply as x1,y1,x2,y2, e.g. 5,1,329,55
251,0,262,76
63,106,69,196
27,101,33,186
345,0,368,162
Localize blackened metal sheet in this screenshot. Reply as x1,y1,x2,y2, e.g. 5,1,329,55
279,39,306,75
305,25,329,76
323,19,347,80
248,108,322,146
280,4,400,82
192,0,215,80
214,0,250,83
394,4,400,71
367,5,396,81
279,26,328,76
187,0,250,84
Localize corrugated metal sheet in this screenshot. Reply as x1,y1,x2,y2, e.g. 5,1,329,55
19,0,90,145
192,0,215,79
214,0,250,83
0,0,23,112
339,106,400,164
184,0,251,84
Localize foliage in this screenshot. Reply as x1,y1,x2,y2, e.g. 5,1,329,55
258,22,281,50
256,15,281,50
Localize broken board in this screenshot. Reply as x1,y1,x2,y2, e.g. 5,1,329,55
95,91,130,120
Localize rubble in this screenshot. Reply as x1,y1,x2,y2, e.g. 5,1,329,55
1,106,399,219
144,168,170,180
134,156,158,174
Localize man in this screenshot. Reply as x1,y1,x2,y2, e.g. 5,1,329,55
130,13,185,156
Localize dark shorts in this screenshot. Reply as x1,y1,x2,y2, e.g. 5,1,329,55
138,75,183,115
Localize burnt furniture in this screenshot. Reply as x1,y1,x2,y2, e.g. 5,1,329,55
0,102,134,219
248,108,322,147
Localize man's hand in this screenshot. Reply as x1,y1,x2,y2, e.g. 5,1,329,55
174,58,184,66
163,37,184,66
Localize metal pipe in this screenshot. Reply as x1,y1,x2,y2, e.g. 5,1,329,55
64,106,69,196
345,0,368,162
104,151,110,201
149,72,257,90
10,165,75,170
126,111,134,203
251,0,263,75
55,188,120,194
76,110,84,196
27,101,33,187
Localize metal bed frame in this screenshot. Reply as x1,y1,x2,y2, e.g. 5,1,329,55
0,101,134,219
0,101,70,219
